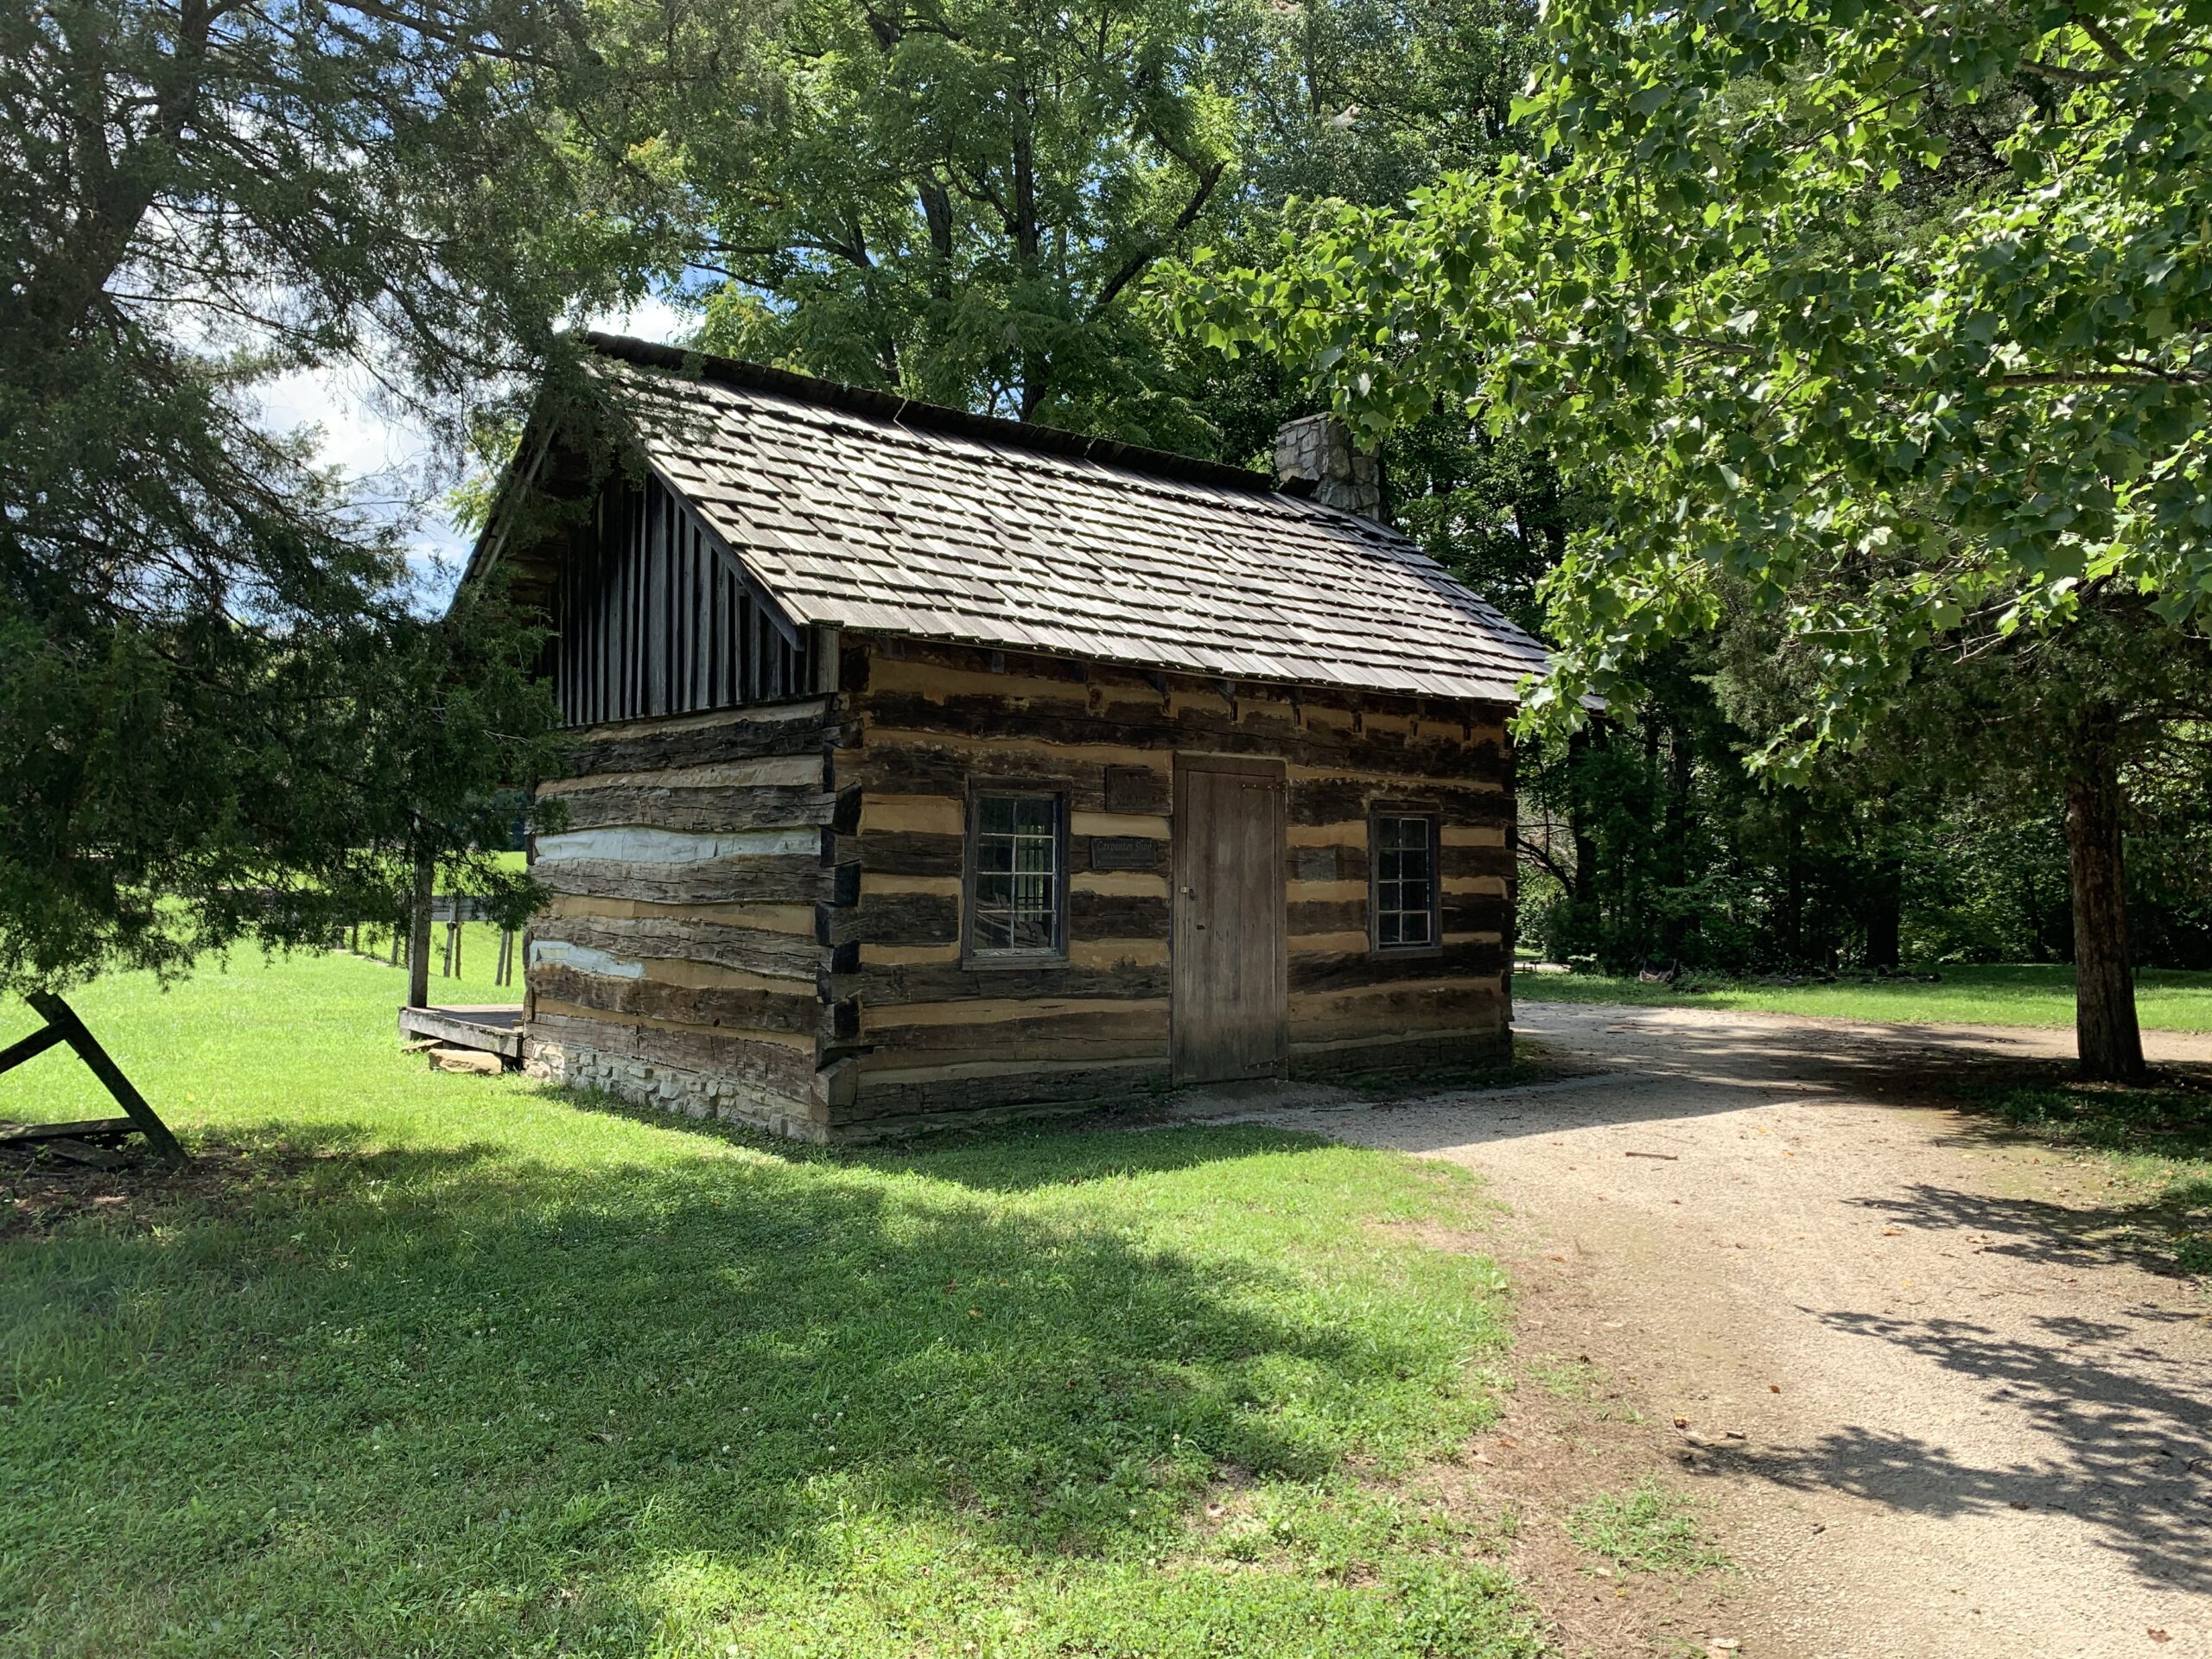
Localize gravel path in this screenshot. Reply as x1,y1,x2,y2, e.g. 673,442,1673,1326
1212,1003,2212,1657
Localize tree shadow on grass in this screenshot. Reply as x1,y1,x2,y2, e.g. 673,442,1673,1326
531,1075,1338,1193
857,1118,1342,1193
0,1117,1516,1656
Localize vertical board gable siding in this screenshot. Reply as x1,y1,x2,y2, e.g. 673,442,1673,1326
557,473,811,728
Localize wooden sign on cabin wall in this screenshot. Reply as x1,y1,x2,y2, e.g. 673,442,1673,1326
1088,836,1161,872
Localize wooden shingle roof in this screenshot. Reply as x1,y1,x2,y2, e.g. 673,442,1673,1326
564,334,1553,703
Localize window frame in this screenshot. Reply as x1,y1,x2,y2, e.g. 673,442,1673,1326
1368,801,1444,957
962,782,1071,966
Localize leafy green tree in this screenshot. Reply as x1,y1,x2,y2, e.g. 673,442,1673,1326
1185,1,2212,1078
1834,605,2212,990
1220,0,1538,214
0,0,705,992
677,0,1549,454
1171,0,1547,461
677,0,1247,438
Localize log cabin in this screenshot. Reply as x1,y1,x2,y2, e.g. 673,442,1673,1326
461,333,1551,1141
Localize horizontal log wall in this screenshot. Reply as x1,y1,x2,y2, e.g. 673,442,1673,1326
829,638,1515,1129
522,697,841,1138
524,634,1516,1141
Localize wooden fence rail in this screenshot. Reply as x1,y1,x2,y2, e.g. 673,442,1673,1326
344,899,524,990
0,993,189,1167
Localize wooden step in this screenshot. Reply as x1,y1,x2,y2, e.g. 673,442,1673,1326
397,1006,524,1058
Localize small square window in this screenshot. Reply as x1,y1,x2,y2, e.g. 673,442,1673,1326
969,791,1064,956
1371,811,1438,951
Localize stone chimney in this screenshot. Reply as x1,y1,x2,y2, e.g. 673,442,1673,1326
1274,412,1381,518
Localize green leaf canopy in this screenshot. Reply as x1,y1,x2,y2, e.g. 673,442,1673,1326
1183,0,2212,759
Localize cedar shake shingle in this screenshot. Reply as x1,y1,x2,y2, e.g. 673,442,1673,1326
544,335,1555,703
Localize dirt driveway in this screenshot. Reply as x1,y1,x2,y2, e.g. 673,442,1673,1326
1212,1003,2212,1658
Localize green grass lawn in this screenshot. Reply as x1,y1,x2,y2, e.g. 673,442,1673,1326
1563,1481,1726,1577
342,914,525,1004
1969,1077,2212,1284
0,954,1539,1658
1516,962,2212,1033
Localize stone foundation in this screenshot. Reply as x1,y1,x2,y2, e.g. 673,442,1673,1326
523,1035,826,1142
518,1027,1514,1143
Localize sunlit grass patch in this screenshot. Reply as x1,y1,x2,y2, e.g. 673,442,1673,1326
1516,963,2212,1033
1565,1481,1727,1576
1972,1077,2212,1282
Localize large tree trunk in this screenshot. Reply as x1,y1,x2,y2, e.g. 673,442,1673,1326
1864,846,1903,969
2065,710,2147,1082
1568,728,1600,911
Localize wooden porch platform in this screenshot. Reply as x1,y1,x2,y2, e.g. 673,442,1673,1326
397,1004,524,1060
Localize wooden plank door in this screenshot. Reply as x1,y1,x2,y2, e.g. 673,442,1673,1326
1171,755,1287,1084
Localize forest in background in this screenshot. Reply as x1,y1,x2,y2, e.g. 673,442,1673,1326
631,0,2212,977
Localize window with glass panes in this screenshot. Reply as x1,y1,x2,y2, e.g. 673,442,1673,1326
969,793,1063,953
1371,811,1439,950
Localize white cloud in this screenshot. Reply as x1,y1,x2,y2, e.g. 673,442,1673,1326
255,365,436,481
594,291,697,349
249,294,697,610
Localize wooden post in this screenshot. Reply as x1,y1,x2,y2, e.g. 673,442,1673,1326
389,925,401,967
16,994,189,1167
0,1019,67,1076
407,854,434,1010
450,917,462,979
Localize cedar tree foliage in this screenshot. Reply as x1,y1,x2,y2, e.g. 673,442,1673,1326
0,0,725,993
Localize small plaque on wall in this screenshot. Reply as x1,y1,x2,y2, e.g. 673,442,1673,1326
1089,836,1161,872
1102,765,1169,813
